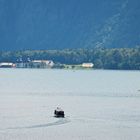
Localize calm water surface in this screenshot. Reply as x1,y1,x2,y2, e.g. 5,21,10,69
0,69,140,140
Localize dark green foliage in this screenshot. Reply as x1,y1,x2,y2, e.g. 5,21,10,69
0,47,140,70
0,0,140,51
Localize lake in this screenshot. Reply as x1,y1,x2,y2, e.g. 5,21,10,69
0,69,140,140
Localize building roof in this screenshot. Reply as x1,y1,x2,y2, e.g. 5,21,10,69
82,63,94,68
0,62,13,66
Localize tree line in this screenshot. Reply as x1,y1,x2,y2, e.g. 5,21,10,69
0,47,140,70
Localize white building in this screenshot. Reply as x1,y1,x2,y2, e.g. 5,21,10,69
82,63,94,68
0,62,15,68
31,60,54,68
16,62,29,68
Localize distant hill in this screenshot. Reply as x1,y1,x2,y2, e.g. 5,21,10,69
0,0,140,51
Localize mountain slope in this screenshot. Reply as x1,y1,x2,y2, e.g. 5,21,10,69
0,0,140,51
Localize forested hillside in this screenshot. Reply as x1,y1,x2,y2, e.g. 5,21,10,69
0,47,139,70
0,0,140,50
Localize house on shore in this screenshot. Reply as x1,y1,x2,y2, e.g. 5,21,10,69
16,62,30,68
82,63,94,68
0,62,15,68
16,60,54,68
30,60,54,68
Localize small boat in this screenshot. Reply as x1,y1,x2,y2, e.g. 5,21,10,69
54,107,65,118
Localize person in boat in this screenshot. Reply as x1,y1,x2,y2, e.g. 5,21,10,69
54,107,65,117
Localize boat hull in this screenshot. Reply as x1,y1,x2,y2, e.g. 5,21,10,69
54,110,65,118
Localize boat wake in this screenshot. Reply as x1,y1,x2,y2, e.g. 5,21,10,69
7,117,70,130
